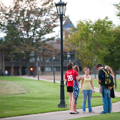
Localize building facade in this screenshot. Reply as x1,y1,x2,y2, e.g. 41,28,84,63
0,18,82,76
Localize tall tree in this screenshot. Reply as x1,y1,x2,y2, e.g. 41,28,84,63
100,27,120,88
64,17,114,71
0,0,58,75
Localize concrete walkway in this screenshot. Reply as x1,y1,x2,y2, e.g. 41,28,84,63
1,102,120,120
1,75,120,120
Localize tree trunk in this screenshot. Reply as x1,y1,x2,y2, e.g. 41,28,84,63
114,71,117,89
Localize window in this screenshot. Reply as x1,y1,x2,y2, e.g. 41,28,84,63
46,57,52,62
55,67,60,71
45,67,52,72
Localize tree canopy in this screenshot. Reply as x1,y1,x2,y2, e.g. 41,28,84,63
64,17,115,71
0,0,58,75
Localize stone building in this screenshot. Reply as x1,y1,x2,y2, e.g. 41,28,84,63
0,18,82,76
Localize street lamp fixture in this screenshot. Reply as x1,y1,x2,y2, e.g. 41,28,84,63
53,55,55,83
55,0,67,108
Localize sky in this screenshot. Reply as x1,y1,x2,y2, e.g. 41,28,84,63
0,0,120,37
54,0,120,26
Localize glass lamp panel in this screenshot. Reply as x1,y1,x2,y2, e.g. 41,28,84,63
55,1,67,15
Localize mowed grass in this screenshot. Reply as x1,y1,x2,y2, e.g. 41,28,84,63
93,79,120,92
0,76,120,118
70,112,120,120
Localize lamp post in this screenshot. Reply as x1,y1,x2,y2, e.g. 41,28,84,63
67,52,70,63
53,55,55,83
55,0,67,108
94,58,96,79
33,58,35,77
37,55,40,80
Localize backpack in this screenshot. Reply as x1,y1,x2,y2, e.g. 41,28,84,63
102,68,114,87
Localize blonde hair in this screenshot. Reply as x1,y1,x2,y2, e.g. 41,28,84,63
73,65,79,72
105,65,114,77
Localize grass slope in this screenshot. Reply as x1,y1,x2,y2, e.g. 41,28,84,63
0,76,120,118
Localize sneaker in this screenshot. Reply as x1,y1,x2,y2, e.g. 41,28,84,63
100,111,106,114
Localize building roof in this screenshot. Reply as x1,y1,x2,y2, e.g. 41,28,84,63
63,18,75,29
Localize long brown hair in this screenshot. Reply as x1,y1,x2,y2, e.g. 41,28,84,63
105,65,114,78
73,65,79,72
67,62,73,70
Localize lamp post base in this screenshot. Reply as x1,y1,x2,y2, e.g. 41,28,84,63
58,101,67,108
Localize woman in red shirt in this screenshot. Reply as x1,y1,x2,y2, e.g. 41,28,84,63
65,62,81,114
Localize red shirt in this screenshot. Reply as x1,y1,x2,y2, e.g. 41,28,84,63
65,69,78,87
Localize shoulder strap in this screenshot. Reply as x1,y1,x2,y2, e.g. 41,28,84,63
101,68,106,73
102,68,109,77
102,68,108,74
73,70,74,80
73,70,77,85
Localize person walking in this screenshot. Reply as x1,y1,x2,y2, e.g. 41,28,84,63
96,63,111,114
65,62,81,114
81,67,95,113
105,65,115,113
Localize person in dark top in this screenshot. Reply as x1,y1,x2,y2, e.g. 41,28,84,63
96,63,111,114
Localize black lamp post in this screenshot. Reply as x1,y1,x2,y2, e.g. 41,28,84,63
94,58,96,79
37,55,40,80
55,0,67,108
53,55,55,83
67,52,70,63
33,58,35,77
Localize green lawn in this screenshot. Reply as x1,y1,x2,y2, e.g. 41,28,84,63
70,112,120,120
93,79,120,92
0,76,120,118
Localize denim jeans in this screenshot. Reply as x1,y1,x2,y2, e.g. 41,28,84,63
101,86,111,113
82,90,92,112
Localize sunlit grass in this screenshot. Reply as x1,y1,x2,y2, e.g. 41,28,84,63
0,76,120,118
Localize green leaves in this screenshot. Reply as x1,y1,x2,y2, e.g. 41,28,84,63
65,17,114,71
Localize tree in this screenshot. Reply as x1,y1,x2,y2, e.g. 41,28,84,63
0,0,58,75
100,27,120,88
64,17,114,71
114,2,120,18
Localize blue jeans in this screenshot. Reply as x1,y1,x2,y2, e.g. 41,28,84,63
101,86,111,113
82,90,92,112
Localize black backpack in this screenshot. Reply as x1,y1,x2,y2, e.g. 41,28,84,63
102,68,114,87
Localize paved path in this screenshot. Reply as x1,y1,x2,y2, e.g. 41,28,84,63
1,102,120,120
1,75,120,120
